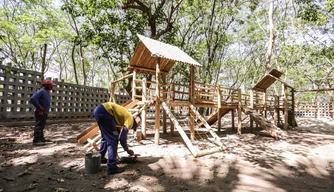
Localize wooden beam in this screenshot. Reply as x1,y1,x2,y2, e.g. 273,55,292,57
77,125,100,144
170,83,175,135
155,57,161,145
128,66,169,75
141,78,147,139
189,65,195,141
162,75,167,134
294,88,334,92
284,85,288,129
249,90,254,130
77,123,98,141
237,89,242,135
132,70,137,100
217,85,221,132
111,73,133,84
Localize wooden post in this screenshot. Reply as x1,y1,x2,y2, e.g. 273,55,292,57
155,58,161,145
274,95,279,126
162,75,167,134
263,91,267,118
249,90,254,131
109,82,116,102
170,83,175,135
132,70,137,100
291,89,296,127
189,65,195,141
284,85,288,129
317,100,320,119
141,78,147,139
231,109,235,130
237,89,242,135
332,100,334,119
217,85,221,132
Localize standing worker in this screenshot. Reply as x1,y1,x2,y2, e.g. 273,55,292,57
30,80,56,145
93,102,137,175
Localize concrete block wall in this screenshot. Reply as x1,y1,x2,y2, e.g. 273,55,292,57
0,64,132,124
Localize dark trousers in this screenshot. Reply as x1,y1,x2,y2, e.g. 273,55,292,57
94,105,119,170
34,111,48,140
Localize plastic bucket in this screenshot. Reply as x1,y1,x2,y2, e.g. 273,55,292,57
84,152,101,174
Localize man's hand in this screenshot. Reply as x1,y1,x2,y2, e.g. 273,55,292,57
38,106,45,115
127,149,134,156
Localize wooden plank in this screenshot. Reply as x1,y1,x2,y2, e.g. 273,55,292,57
77,126,100,144
205,108,231,125
155,58,161,145
76,123,98,140
141,78,147,139
124,99,139,109
128,66,169,75
242,106,286,139
294,88,334,92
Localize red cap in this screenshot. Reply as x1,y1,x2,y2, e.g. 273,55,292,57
42,80,56,86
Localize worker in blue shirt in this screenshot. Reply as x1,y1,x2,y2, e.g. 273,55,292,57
30,80,56,145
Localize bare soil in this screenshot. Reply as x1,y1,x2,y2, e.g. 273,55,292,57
0,117,334,192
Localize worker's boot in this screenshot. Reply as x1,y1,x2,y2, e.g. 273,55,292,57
40,137,51,142
107,167,125,175
33,138,46,146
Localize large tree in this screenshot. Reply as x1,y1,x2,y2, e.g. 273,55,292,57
0,0,68,82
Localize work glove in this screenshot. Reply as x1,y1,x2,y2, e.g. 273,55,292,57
38,106,45,115
127,149,134,156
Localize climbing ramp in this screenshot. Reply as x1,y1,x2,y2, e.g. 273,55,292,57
162,102,225,157
206,108,231,125
77,100,145,152
242,106,286,139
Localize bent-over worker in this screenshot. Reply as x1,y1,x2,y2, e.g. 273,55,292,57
93,102,137,175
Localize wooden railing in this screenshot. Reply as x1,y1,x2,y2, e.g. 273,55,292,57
112,77,333,119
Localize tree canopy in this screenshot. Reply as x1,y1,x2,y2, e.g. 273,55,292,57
0,0,333,101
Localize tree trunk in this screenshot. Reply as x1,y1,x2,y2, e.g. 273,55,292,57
41,43,47,84
265,0,275,74
71,44,79,85
79,45,86,85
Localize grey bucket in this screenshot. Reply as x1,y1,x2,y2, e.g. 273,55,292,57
85,152,101,174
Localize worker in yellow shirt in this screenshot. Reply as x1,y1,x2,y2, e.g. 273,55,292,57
93,102,138,175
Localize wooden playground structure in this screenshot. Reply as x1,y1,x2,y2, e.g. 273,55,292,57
77,34,332,157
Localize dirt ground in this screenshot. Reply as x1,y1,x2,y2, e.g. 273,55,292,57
0,117,333,192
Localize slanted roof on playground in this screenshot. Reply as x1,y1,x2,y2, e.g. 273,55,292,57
252,69,293,92
128,34,201,75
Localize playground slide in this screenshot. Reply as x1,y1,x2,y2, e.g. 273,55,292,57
206,108,231,125
242,106,286,139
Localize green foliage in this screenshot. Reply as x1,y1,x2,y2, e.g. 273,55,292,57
0,0,332,98
0,0,69,71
